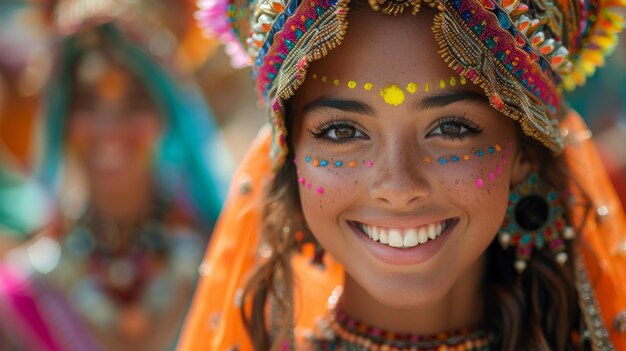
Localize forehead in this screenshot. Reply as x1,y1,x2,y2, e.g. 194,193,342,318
295,8,488,109
305,9,450,84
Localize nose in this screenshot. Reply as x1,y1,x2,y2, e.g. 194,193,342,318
368,139,430,208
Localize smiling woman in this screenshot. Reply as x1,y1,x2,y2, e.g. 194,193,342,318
179,0,626,350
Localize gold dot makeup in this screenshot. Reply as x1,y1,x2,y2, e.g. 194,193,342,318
309,73,467,107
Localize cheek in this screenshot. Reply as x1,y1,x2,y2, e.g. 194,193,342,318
295,154,372,225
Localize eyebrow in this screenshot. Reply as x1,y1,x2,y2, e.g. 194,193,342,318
415,90,489,110
302,96,376,116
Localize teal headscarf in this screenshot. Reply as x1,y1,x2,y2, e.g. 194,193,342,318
39,23,232,230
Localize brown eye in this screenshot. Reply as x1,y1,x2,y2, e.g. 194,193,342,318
334,127,356,139
440,123,462,135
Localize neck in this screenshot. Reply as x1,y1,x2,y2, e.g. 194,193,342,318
339,254,486,336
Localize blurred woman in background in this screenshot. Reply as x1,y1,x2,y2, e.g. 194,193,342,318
0,0,232,350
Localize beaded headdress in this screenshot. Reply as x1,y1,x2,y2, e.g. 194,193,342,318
198,0,626,167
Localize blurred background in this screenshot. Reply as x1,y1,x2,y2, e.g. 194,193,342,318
0,0,624,350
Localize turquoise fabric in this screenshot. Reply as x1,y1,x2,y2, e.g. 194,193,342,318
39,24,232,230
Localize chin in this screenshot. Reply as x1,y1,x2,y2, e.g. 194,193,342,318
357,269,455,308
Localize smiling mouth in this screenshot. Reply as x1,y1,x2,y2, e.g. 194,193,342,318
355,219,455,249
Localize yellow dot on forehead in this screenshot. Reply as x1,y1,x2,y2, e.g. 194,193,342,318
364,83,374,91
312,74,318,79
424,82,430,92
333,79,340,86
439,79,446,88
450,77,457,86
379,84,405,107
460,76,467,85
322,76,328,82
406,82,418,94
348,80,357,89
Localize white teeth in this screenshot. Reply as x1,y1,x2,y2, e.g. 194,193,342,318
358,220,449,249
403,228,418,247
379,229,389,244
418,228,429,244
372,227,380,241
388,229,403,248
427,224,437,240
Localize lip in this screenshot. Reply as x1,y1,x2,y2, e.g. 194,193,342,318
348,218,457,266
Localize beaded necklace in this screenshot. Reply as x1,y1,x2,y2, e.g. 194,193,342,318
310,287,492,351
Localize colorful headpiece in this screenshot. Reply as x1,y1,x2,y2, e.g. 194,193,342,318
198,0,626,165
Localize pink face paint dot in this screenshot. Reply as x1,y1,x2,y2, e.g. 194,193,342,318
496,165,502,175
316,187,325,194
501,157,507,165
504,149,510,156
298,177,305,184
305,181,312,189
475,178,484,189
365,160,374,168
488,172,496,181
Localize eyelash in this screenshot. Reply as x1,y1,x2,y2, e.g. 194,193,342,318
428,115,483,141
307,119,368,145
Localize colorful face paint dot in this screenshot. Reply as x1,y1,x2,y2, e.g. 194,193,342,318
298,177,305,184
322,76,328,82
475,178,484,189
451,155,460,162
305,156,312,163
333,79,340,86
439,79,446,89
305,181,312,189
348,160,357,168
501,157,507,165
495,144,502,151
488,172,496,181
463,154,470,160
488,146,495,154
335,161,343,167
348,81,357,89
460,76,467,84
438,157,448,165
312,74,318,79
475,149,485,157
316,187,325,194
313,159,320,167
424,82,430,91
365,160,374,168
450,77,457,86
364,83,373,91
496,165,502,175
379,85,405,106
320,160,328,167
424,156,432,164
407,82,418,93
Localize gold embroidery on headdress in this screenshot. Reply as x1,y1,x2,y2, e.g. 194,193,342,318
367,0,444,16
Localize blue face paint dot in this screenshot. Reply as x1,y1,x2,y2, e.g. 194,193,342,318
488,146,495,154
305,156,312,163
475,150,485,157
335,161,343,167
438,157,448,165
320,160,328,167
451,156,460,162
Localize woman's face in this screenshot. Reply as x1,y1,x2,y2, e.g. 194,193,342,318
293,9,531,306
67,55,162,182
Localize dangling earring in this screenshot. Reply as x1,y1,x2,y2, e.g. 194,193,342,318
498,173,576,273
